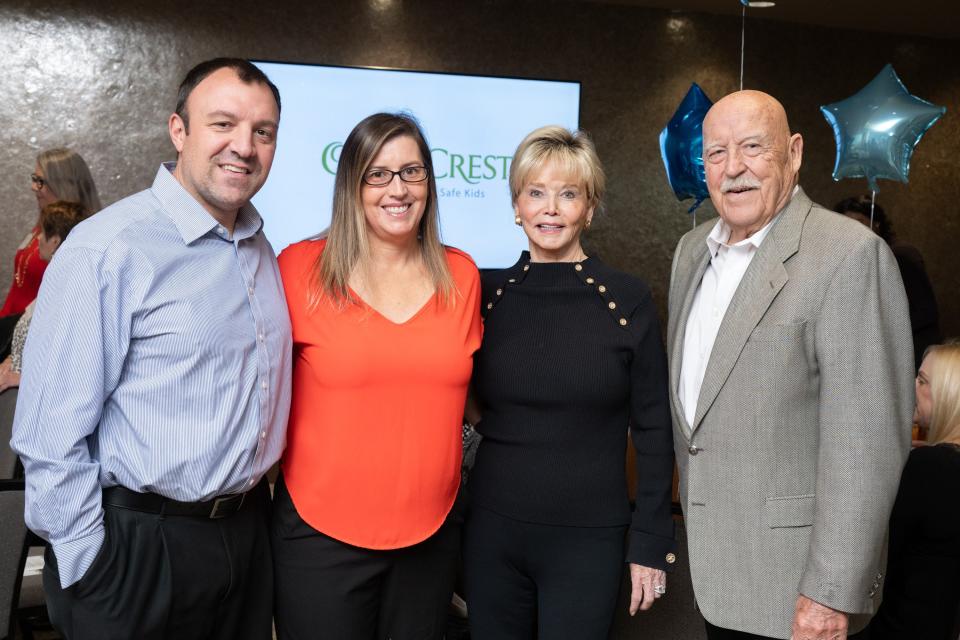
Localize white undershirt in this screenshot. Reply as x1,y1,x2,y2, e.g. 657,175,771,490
678,214,779,427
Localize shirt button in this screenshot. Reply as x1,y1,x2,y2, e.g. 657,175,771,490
523,264,530,271
619,318,627,326
249,478,255,486
258,333,265,343
666,553,676,564
261,430,266,439
688,445,701,455
261,381,268,390
598,285,606,293
248,287,255,296
574,264,583,272
586,277,595,284
217,226,226,235
496,289,503,296
608,301,616,310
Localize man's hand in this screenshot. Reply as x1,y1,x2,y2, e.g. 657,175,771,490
628,563,666,615
791,594,848,640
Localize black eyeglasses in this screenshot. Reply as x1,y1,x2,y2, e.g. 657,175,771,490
362,166,429,186
30,174,46,190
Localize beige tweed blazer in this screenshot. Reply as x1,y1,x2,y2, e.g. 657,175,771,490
667,188,914,638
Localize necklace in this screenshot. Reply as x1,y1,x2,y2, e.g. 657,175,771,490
14,232,39,288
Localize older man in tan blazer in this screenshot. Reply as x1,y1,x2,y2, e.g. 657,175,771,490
667,90,914,639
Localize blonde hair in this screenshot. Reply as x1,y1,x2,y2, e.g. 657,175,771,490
37,148,102,213
924,340,960,445
311,113,453,306
509,125,605,212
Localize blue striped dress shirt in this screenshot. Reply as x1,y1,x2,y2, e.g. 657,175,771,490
11,163,292,588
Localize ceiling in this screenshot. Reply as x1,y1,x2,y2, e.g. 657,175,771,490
578,0,960,39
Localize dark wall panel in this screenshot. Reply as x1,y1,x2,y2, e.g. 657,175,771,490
1,0,957,337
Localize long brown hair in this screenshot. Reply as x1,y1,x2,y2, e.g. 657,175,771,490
311,113,453,306
37,148,102,213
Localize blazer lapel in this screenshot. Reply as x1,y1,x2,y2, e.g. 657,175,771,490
690,190,811,433
670,234,712,435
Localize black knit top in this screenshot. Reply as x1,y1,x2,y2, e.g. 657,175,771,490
470,252,677,569
869,443,960,639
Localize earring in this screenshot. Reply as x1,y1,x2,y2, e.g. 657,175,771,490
515,216,522,226
585,218,592,229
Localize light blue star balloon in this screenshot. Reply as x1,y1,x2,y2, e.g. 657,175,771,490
660,83,713,213
820,64,946,192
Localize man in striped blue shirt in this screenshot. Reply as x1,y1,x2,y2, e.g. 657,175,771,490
12,58,292,639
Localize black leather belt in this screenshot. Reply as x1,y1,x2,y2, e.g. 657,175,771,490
102,485,248,519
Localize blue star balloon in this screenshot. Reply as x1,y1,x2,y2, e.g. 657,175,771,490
820,64,946,192
660,83,713,213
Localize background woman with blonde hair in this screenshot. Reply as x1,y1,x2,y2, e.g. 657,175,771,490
869,341,960,639
1,148,101,320
271,112,482,640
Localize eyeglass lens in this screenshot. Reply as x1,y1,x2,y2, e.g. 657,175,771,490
364,166,428,186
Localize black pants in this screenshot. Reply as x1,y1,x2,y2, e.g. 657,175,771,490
271,476,460,640
705,618,869,639
463,505,627,640
43,480,273,640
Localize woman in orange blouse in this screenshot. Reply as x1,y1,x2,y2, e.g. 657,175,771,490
271,113,482,640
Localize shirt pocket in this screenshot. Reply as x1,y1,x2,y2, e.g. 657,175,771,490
765,494,815,528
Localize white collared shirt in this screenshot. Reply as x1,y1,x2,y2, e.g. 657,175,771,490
678,214,778,427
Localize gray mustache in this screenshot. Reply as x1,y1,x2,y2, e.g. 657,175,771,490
721,177,761,192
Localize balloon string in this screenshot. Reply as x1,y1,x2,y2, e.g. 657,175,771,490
870,190,876,230
740,4,746,90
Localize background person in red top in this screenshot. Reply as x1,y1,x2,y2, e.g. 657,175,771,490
0,148,101,355
272,112,482,640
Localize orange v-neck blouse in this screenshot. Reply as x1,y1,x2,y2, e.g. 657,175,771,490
278,238,482,549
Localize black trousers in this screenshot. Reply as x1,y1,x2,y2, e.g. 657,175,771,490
43,480,273,640
704,618,869,639
271,476,460,640
463,505,627,640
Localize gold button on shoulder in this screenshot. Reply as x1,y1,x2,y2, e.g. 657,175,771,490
486,302,493,309
585,277,595,284
608,301,616,309
598,285,606,293
665,553,676,564
619,318,627,326
574,264,583,271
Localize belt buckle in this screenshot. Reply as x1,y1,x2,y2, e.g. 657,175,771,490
209,493,243,519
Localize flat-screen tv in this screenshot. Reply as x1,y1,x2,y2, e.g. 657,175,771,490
251,61,581,268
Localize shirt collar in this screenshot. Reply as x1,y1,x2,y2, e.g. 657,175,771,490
151,162,264,244
704,185,798,258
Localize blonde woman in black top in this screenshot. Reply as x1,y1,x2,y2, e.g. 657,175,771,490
869,341,960,639
464,126,676,639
